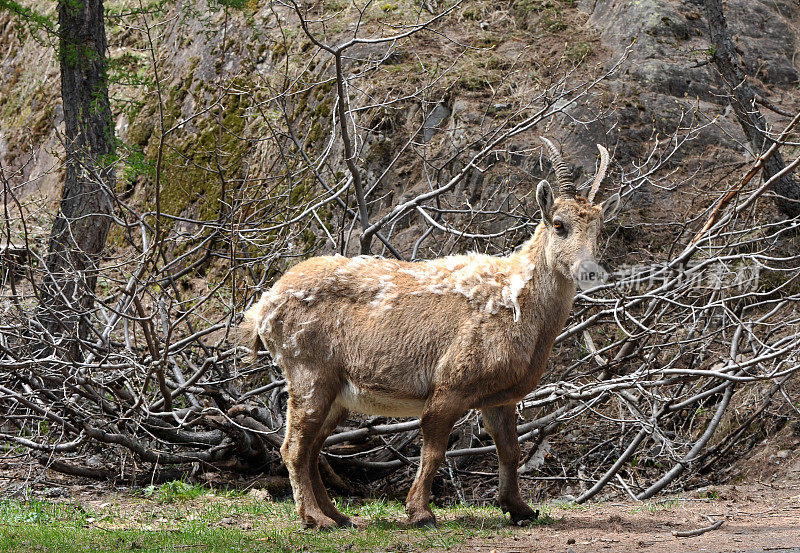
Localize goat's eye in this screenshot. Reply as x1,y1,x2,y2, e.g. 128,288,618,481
553,220,567,235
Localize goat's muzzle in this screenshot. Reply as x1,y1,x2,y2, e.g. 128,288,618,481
572,257,607,291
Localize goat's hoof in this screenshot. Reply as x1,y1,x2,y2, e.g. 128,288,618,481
337,517,356,528
302,514,338,531
509,509,540,527
408,513,437,528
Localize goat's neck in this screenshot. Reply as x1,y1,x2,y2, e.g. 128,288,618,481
499,223,575,392
513,223,576,321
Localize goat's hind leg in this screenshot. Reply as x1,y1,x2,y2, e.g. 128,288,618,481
309,404,353,527
281,381,339,530
482,405,539,525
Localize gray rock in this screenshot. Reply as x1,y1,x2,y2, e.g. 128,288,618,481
452,99,481,124
585,0,797,102
86,454,105,467
421,104,451,143
587,0,717,101
725,0,799,85
44,487,69,498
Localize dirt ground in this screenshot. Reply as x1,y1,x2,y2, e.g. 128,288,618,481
453,423,800,553
451,483,800,553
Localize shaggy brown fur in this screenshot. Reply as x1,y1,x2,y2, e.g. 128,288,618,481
242,144,620,529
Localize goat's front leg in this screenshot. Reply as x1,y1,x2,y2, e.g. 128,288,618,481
406,398,464,527
482,404,539,525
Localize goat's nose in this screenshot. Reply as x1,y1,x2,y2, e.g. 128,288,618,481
572,257,606,290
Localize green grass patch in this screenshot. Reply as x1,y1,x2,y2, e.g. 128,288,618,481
142,480,211,503
0,492,549,553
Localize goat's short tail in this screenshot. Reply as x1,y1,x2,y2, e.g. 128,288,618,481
240,297,266,362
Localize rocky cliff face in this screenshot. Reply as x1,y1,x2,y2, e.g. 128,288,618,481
579,0,798,153
1,0,798,258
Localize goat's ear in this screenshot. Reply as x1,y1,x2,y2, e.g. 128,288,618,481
536,180,554,224
601,192,621,221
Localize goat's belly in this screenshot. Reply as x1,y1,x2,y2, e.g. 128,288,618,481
336,381,425,418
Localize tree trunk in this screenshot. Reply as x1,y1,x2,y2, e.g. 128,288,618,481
39,0,115,359
703,0,800,217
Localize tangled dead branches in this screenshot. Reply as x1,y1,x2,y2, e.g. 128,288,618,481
1,0,799,504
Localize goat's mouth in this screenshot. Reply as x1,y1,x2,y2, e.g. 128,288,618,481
572,259,608,291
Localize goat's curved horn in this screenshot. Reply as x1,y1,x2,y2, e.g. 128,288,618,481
541,137,575,197
587,144,610,203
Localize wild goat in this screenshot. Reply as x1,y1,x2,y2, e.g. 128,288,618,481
242,138,620,529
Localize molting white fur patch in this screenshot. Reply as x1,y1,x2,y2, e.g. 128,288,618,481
502,273,527,321
398,267,423,280
443,256,467,271
425,283,448,294
261,298,288,335
347,256,370,270
367,275,398,313
289,328,308,356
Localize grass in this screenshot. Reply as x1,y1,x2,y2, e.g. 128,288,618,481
631,495,683,514
0,484,553,553
141,480,211,503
